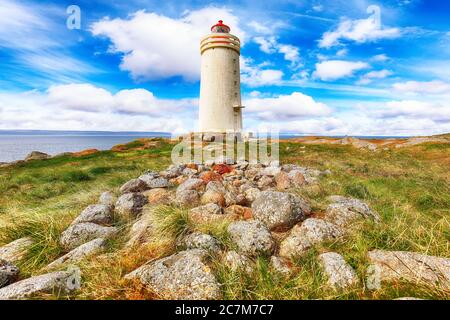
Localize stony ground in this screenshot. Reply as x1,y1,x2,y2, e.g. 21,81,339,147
0,136,449,300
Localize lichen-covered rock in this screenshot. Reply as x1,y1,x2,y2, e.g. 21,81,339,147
0,259,19,288
257,175,275,189
125,249,221,300
71,204,113,226
201,190,226,207
60,223,117,250
143,188,171,205
144,177,170,189
99,191,115,207
189,203,237,224
115,193,148,218
319,252,359,290
367,250,450,290
227,220,274,257
224,205,253,220
0,237,34,263
0,270,79,300
205,181,226,193
177,178,205,194
288,170,306,187
119,178,148,194
24,151,50,161
125,211,154,248
270,256,293,275
175,189,200,206
324,196,380,227
138,171,160,185
261,166,282,177
47,238,107,269
199,171,223,184
252,191,311,231
279,218,344,259
160,165,184,179
243,187,261,204
180,232,221,253
223,251,253,274
275,171,291,190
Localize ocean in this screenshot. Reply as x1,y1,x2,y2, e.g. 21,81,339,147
0,130,411,163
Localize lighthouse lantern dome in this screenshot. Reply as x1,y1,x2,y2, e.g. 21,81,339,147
211,20,230,33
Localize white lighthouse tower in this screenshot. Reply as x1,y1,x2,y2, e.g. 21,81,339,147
199,20,243,135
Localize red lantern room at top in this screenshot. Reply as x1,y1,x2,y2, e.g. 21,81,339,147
211,20,231,33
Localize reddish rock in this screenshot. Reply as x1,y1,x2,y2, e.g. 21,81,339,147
72,149,99,157
225,205,253,220
212,164,233,175
199,171,223,184
186,163,198,170
275,171,291,190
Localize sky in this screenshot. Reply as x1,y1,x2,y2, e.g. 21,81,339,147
0,0,449,136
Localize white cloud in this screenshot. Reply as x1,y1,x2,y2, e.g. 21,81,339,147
336,48,348,57
312,5,324,12
253,37,301,68
248,21,272,34
244,92,332,120
319,16,400,48
91,7,245,81
392,80,450,95
357,69,393,85
313,60,370,81
372,54,389,62
240,57,284,87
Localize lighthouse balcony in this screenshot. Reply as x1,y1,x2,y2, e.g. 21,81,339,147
200,34,241,55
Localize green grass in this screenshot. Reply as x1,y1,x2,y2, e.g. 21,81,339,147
0,138,449,299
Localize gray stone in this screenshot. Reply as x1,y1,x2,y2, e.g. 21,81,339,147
270,256,293,275
175,189,200,206
138,171,160,186
252,191,311,231
177,178,204,193
47,238,107,269
367,250,450,290
261,166,282,176
0,237,34,263
224,251,253,274
99,191,115,207
243,187,261,204
0,259,19,288
60,223,117,250
71,204,113,226
180,232,221,253
115,193,148,218
119,178,148,194
24,151,50,161
205,181,226,194
227,220,274,257
0,270,79,300
126,210,154,248
279,218,344,259
144,177,170,189
125,249,221,300
324,196,380,227
160,165,184,179
319,252,359,290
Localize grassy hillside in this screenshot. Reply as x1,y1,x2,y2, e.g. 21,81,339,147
0,138,448,299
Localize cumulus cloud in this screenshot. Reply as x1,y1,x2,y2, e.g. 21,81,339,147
357,69,393,85
319,15,400,48
313,60,370,81
253,36,301,68
240,57,284,87
91,7,245,81
372,54,389,62
244,92,332,120
392,80,450,95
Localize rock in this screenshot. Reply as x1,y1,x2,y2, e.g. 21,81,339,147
319,252,359,290
252,191,311,231
245,167,262,180
143,188,171,205
182,167,198,177
138,171,160,182
224,205,253,220
288,170,307,187
367,250,450,290
125,249,221,300
143,177,170,189
24,151,50,161
201,190,226,207
189,203,237,224
324,197,380,227
0,270,79,300
243,187,261,204
199,171,223,184
223,251,253,274
261,166,282,176
99,191,115,207
47,238,106,269
0,259,19,288
205,181,226,193
0,237,34,262
227,220,274,257
119,178,148,194
60,223,117,250
212,164,233,175
177,178,205,193
270,256,293,275
340,137,377,151
175,189,200,206
257,175,275,189
279,218,344,259
71,204,113,226
115,193,148,218
180,232,221,253
126,211,154,248
275,171,291,190
160,165,183,179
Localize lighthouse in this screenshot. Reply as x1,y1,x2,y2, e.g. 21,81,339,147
199,20,243,135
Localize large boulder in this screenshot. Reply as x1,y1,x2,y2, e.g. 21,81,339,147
125,249,221,300
119,178,148,194
189,203,237,224
115,193,148,218
143,177,170,189
0,259,19,288
279,218,344,259
143,188,171,205
0,237,34,263
98,191,115,208
180,232,221,253
227,220,275,257
71,204,113,226
60,223,117,250
177,178,204,194
324,196,380,227
0,270,79,300
252,191,311,231
24,151,50,161
367,250,450,290
125,211,154,248
175,189,200,206
318,252,359,290
201,190,226,207
47,238,107,269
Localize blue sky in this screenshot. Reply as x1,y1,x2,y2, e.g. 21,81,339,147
0,0,449,135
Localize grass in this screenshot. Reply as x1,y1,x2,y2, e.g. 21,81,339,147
0,138,449,299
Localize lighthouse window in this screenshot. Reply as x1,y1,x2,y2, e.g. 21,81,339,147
234,81,237,86
234,93,238,97
233,70,237,75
